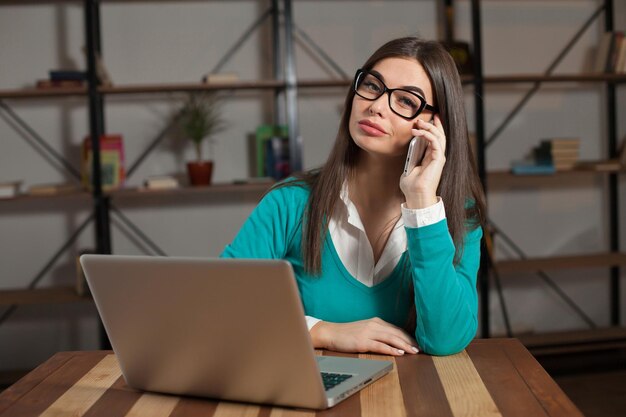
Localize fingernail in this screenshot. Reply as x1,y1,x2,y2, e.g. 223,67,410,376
411,347,419,353
397,349,405,355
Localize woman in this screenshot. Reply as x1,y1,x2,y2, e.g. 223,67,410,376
221,37,486,356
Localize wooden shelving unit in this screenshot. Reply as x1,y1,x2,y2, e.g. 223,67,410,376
472,0,624,344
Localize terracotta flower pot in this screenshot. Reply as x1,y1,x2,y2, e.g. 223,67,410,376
186,161,213,186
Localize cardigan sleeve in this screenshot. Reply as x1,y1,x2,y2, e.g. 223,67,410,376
220,185,305,259
405,219,482,356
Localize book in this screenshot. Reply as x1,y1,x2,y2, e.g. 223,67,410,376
0,181,21,199
143,175,180,190
541,138,581,148
201,73,239,84
534,139,580,168
49,70,86,81
264,136,291,180
255,125,289,177
28,182,81,196
81,134,126,190
511,161,556,176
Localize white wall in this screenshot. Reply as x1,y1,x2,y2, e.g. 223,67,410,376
0,0,625,371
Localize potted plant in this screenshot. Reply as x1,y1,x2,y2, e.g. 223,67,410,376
179,92,225,186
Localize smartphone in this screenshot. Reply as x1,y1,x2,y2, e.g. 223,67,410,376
403,136,427,175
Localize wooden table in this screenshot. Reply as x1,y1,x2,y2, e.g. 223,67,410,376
0,338,582,417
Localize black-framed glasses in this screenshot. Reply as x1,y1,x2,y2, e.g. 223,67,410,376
353,69,438,119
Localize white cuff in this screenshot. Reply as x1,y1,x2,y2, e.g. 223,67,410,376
401,197,446,228
305,315,322,331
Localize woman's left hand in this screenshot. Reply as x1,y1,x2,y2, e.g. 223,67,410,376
399,114,446,209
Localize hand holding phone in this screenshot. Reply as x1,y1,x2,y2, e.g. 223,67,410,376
403,136,428,175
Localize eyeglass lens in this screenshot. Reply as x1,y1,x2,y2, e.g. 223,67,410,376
355,72,425,119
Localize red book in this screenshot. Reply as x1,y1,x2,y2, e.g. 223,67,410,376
81,134,126,190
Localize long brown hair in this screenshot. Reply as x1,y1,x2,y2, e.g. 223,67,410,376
281,37,486,274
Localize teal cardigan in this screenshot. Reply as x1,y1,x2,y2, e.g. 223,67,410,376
221,183,482,355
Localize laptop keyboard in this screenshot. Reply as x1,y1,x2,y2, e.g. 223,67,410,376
321,372,353,391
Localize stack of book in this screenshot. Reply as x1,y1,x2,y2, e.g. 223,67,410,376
143,176,180,190
534,138,581,171
36,70,86,89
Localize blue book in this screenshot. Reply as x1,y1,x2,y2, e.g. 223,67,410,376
49,70,87,81
511,161,556,175
264,137,291,180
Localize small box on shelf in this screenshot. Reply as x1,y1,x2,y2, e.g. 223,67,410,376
0,181,22,199
201,72,239,84
142,175,180,191
28,182,82,196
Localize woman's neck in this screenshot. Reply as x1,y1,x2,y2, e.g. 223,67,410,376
349,153,405,209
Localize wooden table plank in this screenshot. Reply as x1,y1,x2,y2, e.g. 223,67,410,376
39,354,121,417
125,392,180,417
467,341,550,417
499,339,584,417
395,354,454,417
83,376,143,417
0,352,74,414
0,351,109,417
359,354,404,417
0,340,583,417
169,397,219,417
433,351,502,417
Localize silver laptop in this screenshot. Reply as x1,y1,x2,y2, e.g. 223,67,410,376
80,255,392,409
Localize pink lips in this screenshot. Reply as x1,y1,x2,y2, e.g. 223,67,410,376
358,120,387,136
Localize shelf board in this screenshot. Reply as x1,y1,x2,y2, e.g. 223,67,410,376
0,189,91,204
108,181,275,199
99,80,285,95
487,167,623,188
496,252,626,274
476,73,626,84
298,79,351,88
517,327,626,356
0,87,87,99
0,182,274,204
3,73,623,100
0,286,90,306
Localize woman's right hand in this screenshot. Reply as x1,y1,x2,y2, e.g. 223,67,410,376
310,318,419,356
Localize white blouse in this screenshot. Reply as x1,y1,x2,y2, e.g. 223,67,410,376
305,184,446,330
